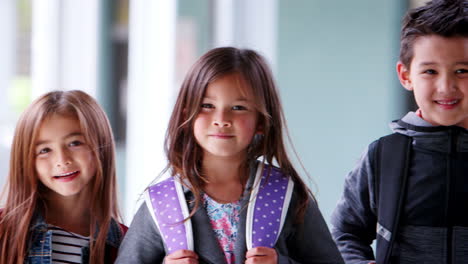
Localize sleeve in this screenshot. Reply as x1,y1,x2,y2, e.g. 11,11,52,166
275,190,345,264
330,142,379,264
115,203,167,264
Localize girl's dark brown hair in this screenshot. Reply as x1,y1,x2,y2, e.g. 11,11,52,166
0,90,120,264
164,47,311,220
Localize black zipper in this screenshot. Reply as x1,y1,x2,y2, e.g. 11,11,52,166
446,128,458,264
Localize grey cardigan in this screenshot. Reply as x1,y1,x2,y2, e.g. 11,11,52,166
116,165,343,264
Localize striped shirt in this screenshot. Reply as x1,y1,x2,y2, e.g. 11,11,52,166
48,225,90,264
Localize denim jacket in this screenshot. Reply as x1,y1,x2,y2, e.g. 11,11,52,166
26,212,126,264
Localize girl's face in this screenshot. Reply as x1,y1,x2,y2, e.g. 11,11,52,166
193,73,260,161
34,114,96,198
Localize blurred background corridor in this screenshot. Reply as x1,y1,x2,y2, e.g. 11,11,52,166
0,0,427,224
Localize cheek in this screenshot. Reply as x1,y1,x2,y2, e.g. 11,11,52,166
194,114,209,124
460,80,468,93
88,155,96,170
193,116,208,136
81,152,98,183
35,159,49,182
413,85,432,101
35,159,48,173
83,151,98,174
73,148,98,175
88,160,97,179
238,117,258,135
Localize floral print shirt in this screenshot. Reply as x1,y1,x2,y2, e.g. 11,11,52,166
202,193,241,264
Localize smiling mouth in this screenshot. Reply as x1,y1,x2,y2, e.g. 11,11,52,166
210,134,234,139
435,99,459,105
53,171,79,179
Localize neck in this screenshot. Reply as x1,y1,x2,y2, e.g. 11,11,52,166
200,152,250,203
202,153,248,183
43,190,92,236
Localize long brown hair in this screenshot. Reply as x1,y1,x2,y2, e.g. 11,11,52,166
0,90,120,264
165,47,311,220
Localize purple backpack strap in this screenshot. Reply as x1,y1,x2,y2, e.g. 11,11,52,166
145,177,193,254
246,163,295,249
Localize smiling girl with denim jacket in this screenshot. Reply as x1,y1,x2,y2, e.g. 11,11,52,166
0,90,127,264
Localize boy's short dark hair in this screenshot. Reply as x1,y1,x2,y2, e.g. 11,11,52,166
400,0,468,68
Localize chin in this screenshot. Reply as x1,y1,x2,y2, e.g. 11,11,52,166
56,189,84,197
454,120,468,128
434,118,465,127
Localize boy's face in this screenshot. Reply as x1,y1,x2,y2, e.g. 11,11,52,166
397,35,468,128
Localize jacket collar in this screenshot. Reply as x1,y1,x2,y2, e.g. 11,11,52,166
390,112,468,153
29,209,123,247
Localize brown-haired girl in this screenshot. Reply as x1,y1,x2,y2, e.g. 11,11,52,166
0,90,127,264
116,47,343,264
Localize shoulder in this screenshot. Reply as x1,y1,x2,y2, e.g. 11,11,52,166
115,203,166,263
368,132,412,173
106,218,129,249
249,162,290,182
118,203,164,248
107,221,128,262
147,176,193,196
148,176,175,190
135,201,158,225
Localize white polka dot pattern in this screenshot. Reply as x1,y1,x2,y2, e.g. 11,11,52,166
252,166,289,248
149,178,188,254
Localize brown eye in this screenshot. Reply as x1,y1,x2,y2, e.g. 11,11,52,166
232,105,247,110
423,69,437,74
38,148,51,155
69,140,84,147
201,103,214,109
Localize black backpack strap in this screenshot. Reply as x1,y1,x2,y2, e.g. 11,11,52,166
374,133,412,264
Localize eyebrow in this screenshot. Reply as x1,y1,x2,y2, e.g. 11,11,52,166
203,96,249,101
418,61,468,66
35,132,84,146
418,62,436,66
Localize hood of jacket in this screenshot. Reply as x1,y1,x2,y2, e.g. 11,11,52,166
389,111,468,153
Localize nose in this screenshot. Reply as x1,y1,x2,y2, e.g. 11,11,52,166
212,110,231,127
437,73,457,94
55,148,72,167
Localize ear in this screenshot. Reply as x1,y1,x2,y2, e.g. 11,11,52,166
396,61,413,91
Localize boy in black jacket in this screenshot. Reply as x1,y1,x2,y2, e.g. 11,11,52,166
331,0,468,263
